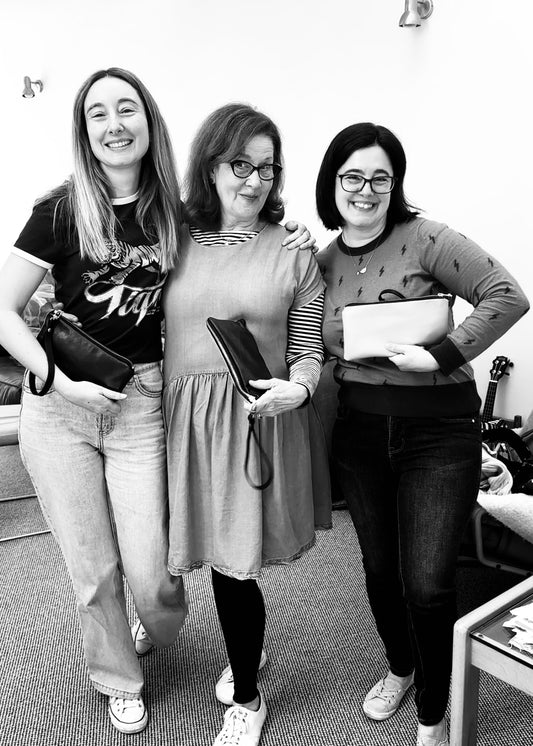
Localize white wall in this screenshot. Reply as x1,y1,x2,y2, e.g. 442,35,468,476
1,0,531,421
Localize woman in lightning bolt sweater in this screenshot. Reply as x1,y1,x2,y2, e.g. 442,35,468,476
316,122,529,746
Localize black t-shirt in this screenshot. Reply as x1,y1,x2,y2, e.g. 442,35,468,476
14,195,165,363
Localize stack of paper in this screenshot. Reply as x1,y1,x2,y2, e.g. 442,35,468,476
503,601,533,654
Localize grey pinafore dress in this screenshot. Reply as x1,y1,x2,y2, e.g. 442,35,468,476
163,223,331,579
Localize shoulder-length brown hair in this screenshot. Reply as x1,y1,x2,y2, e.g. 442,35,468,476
184,103,285,230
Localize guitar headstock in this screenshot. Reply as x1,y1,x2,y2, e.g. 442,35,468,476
489,355,513,382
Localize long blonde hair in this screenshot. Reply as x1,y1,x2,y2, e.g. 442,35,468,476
43,68,180,272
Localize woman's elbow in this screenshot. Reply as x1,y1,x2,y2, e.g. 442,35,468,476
517,290,530,319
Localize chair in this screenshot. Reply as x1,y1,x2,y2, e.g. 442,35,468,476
461,504,533,577
450,574,533,745
0,405,50,543
0,274,55,543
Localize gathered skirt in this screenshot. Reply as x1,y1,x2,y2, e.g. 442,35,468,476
164,370,331,579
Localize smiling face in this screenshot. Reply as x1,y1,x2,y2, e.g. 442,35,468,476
335,144,393,242
212,134,275,231
84,76,150,191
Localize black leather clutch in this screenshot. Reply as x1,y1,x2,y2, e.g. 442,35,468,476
206,317,273,490
206,317,272,400
28,310,134,396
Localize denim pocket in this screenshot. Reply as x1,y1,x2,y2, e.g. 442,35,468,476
21,370,55,396
133,364,163,398
428,414,482,446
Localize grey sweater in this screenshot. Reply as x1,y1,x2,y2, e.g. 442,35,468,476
320,217,529,417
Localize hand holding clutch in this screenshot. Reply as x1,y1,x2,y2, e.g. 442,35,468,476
385,343,440,372
244,378,308,416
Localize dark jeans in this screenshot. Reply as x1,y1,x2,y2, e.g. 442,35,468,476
332,407,482,725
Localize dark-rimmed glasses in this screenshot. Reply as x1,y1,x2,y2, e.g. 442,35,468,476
337,173,396,194
230,160,282,181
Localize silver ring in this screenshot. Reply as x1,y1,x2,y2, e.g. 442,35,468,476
250,401,257,413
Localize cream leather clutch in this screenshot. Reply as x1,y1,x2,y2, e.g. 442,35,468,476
342,291,451,361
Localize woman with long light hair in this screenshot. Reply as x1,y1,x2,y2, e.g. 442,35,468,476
0,67,187,734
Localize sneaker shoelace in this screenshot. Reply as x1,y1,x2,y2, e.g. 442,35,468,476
218,707,249,745
111,697,144,714
373,679,404,703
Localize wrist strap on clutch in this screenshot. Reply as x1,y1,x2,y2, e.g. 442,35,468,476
244,413,274,491
28,313,58,396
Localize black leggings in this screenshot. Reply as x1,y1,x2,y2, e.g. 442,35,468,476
211,568,266,704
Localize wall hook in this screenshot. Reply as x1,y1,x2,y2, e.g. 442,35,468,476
22,76,44,99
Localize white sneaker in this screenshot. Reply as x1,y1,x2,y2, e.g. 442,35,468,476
213,696,267,746
416,719,449,746
215,649,268,705
131,620,154,657
108,696,148,734
362,671,414,720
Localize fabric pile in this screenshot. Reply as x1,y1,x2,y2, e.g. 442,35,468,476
477,443,533,545
503,601,533,654
479,442,514,495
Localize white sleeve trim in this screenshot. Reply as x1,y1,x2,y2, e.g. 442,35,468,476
10,247,53,270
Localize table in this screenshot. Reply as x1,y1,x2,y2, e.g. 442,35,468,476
450,575,533,745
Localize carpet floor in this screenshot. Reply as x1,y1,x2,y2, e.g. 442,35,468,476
1,448,532,745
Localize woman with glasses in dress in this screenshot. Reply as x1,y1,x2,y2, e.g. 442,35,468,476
162,103,331,746
316,122,529,746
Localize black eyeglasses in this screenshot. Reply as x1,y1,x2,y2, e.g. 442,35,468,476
229,160,282,181
337,173,396,194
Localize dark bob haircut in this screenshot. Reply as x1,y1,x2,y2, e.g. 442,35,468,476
184,103,285,230
315,122,419,231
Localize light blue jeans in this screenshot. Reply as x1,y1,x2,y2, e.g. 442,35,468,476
19,363,187,698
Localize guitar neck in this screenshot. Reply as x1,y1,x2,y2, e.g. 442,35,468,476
481,381,498,423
